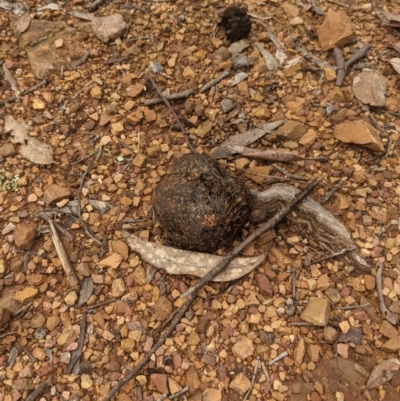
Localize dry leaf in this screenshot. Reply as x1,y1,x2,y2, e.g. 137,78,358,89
20,138,55,165
4,115,30,144
77,278,93,307
364,358,400,391
374,7,400,28
122,232,266,282
210,120,285,159
352,70,386,107
15,12,31,33
254,42,279,70
230,72,248,87
5,115,55,164
240,148,308,162
389,58,400,74
68,10,94,21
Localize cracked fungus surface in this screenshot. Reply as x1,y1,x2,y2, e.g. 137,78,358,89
152,154,251,253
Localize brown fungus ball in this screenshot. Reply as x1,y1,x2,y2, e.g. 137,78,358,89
153,154,251,253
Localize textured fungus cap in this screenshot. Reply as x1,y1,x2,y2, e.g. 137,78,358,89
153,154,251,253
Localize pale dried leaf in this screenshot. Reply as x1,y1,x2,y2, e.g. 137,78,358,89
265,26,286,66
68,10,95,21
241,147,307,162
210,120,285,159
20,138,55,165
352,70,386,107
254,42,279,70
4,115,55,164
2,64,20,96
122,232,266,282
374,7,400,28
364,359,400,391
230,72,248,87
16,12,31,33
77,278,93,307
389,58,400,74
4,115,30,144
37,3,61,11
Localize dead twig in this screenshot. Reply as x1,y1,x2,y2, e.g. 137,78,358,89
38,213,79,288
272,164,309,181
169,386,189,399
85,298,116,312
335,303,370,310
309,246,356,265
0,79,48,107
71,49,92,69
334,44,372,86
296,44,334,69
68,312,86,373
143,88,195,105
88,0,106,12
376,263,398,325
77,155,103,246
243,356,259,401
308,0,325,15
326,0,346,5
333,47,345,86
0,331,17,338
11,302,32,317
321,178,345,204
146,74,196,153
103,179,320,401
2,63,20,99
21,345,37,363
26,380,50,401
261,361,270,382
199,71,230,93
72,80,95,99
268,351,288,365
28,36,47,47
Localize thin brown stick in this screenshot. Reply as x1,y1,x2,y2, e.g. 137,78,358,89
77,155,102,246
143,89,195,105
309,246,355,265
243,356,259,401
38,213,79,288
169,386,189,399
344,44,372,70
0,331,17,338
71,49,92,69
0,79,48,106
376,263,397,325
334,47,345,86
103,178,320,401
335,44,372,86
88,0,106,12
68,312,86,373
26,381,50,401
272,164,309,182
199,71,230,93
335,303,369,310
85,298,116,312
146,74,196,153
321,178,345,204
